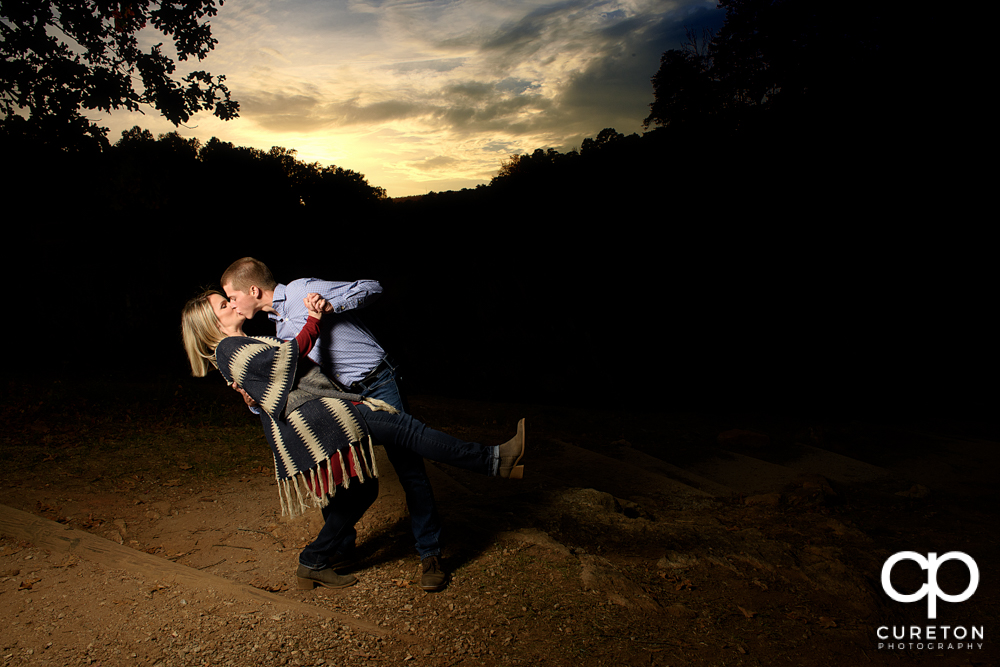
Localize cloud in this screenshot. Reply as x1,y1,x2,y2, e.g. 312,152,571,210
407,155,461,172
446,81,494,100
238,88,327,132
104,0,727,196
381,59,467,74
259,47,292,64
332,99,426,124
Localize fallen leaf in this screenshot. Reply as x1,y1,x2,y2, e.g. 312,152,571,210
251,580,285,592
19,578,41,590
53,556,79,569
737,605,756,619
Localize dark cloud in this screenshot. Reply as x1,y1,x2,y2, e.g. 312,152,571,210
433,83,552,133
645,4,726,50
332,99,425,124
446,81,494,99
382,58,467,73
238,89,328,132
480,0,587,57
407,155,461,172
598,12,657,40
241,89,429,130
496,78,537,95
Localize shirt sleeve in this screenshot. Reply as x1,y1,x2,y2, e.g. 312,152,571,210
288,278,383,314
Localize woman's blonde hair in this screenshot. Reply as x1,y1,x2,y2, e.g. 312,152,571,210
181,290,227,377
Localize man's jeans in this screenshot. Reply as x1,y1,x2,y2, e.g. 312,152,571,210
357,364,445,560
299,474,378,569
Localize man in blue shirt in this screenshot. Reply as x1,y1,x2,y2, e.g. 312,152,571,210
221,257,446,591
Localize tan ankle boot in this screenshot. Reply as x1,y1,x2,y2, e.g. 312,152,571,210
498,418,525,478
296,564,358,589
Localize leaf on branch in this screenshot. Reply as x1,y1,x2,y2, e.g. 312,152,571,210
1,0,238,149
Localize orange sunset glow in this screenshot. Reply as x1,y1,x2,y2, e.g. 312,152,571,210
94,0,723,197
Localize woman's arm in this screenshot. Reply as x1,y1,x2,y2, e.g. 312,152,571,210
232,294,332,409
294,293,333,357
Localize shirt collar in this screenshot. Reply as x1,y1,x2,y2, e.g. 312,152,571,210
268,283,288,321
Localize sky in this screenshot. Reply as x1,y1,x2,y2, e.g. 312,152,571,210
99,0,724,197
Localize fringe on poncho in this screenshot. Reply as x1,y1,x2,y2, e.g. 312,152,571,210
215,336,386,517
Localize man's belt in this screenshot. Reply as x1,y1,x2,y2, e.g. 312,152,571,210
348,357,394,392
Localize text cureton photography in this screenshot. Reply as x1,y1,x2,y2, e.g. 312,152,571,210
877,551,985,652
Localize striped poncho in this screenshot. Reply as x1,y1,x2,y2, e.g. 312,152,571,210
215,336,378,517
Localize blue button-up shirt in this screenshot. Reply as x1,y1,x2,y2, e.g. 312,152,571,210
269,278,386,387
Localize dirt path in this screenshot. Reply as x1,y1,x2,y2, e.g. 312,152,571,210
1,391,997,666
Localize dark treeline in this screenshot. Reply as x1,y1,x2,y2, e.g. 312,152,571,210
8,125,386,218
5,0,991,419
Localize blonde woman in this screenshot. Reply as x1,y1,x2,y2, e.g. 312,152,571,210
182,290,247,377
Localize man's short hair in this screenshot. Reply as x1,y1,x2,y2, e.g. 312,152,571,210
221,257,277,293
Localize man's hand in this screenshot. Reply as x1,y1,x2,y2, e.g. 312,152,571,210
231,381,258,409
304,292,332,319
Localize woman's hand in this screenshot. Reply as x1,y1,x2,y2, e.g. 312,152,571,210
304,293,332,319
231,381,258,409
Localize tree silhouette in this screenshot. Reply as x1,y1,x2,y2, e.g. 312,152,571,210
645,0,892,133
1,0,238,150
643,41,718,129
580,128,625,154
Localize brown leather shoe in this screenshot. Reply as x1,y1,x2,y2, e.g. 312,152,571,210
420,556,447,592
498,418,525,478
296,564,358,590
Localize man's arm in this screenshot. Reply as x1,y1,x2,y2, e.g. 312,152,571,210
285,278,382,315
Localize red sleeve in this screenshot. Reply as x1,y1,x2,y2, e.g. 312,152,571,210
295,316,321,358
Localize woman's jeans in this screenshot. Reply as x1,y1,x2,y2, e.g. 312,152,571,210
358,404,499,477
298,476,379,570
